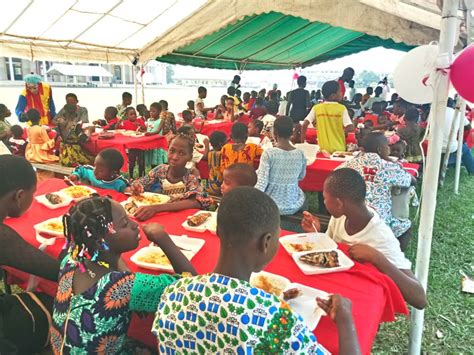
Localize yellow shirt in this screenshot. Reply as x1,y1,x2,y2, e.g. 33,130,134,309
311,102,350,153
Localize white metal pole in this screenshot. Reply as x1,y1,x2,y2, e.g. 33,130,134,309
8,57,15,81
133,66,138,107
408,1,459,354
454,100,466,193
141,65,145,105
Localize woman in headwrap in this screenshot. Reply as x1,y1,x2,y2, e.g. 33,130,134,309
15,74,56,125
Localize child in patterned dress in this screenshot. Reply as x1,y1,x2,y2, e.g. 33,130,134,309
144,102,168,168
127,134,212,221
204,130,227,195
153,187,360,354
50,195,196,353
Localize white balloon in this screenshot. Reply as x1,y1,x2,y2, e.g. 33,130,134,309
393,44,439,104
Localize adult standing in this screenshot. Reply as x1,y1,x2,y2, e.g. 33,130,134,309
286,75,310,123
337,67,355,100
15,74,56,125
378,77,390,101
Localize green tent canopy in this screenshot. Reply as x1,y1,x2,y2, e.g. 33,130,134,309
155,12,414,70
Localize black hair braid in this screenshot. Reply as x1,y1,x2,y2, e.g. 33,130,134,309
170,133,195,154
63,195,114,270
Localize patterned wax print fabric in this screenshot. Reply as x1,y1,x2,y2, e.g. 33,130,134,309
206,150,223,195
136,164,212,209
256,147,306,215
220,143,263,172
51,255,178,354
25,125,59,163
341,152,412,237
397,124,423,162
145,118,168,167
159,111,177,136
152,273,326,354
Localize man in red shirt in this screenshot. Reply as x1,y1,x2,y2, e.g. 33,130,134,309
337,67,355,100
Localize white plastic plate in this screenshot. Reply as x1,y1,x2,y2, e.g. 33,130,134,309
58,186,97,202
283,283,328,330
294,143,320,165
35,232,62,246
292,249,355,275
280,233,337,255
127,192,171,207
130,235,204,272
182,211,217,234
34,217,65,238
249,271,291,298
35,193,73,209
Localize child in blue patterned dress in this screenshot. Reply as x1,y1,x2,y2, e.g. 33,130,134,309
153,187,360,354
66,148,129,192
256,116,306,215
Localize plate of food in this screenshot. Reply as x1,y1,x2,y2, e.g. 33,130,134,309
120,131,145,137
98,132,115,140
130,235,204,272
121,200,138,217
280,233,337,255
292,249,354,275
330,151,355,161
249,271,291,298
59,186,96,201
128,192,171,207
34,217,65,238
282,283,329,330
35,193,73,209
182,211,217,233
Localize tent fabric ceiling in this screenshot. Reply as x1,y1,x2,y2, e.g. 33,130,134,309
0,0,443,64
154,12,414,70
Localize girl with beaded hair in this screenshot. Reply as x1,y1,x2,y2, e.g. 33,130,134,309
50,195,196,353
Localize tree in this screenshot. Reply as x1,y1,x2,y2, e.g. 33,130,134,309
355,70,380,88
166,65,174,84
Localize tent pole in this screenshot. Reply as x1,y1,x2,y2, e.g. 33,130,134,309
454,100,466,193
439,99,461,187
408,0,459,354
141,65,145,105
133,66,138,107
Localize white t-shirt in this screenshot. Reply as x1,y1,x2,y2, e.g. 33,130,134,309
327,210,412,269
195,97,205,118
303,102,352,127
442,106,469,154
262,114,276,130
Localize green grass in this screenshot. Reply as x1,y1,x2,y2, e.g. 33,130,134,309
372,168,474,353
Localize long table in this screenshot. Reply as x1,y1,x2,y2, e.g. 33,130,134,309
196,154,419,193
4,179,409,354
83,133,168,172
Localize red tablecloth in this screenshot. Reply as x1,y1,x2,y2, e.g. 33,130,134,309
197,154,419,193
4,179,408,354
305,128,357,145
83,133,168,172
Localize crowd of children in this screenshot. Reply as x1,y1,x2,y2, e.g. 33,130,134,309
2,72,474,353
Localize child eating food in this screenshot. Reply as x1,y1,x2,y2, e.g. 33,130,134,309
301,168,426,309
94,106,119,130
256,116,306,215
221,122,263,172
51,196,196,353
66,148,129,192
153,187,360,354
127,134,211,221
25,109,59,163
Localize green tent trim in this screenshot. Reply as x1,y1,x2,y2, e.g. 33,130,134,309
155,11,414,70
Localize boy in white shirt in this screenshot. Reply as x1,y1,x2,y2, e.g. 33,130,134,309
301,168,427,309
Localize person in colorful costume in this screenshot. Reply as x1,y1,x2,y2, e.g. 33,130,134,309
15,74,56,126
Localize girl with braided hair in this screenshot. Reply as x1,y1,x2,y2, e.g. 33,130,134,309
128,134,212,221
50,195,196,353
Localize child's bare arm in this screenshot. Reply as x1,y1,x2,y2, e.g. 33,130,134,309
143,223,197,275
301,120,310,143
134,199,201,221
349,244,427,309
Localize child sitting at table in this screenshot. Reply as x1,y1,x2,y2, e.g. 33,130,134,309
301,168,426,309
396,108,423,163
51,195,196,353
127,134,212,221
145,102,168,169
153,187,360,354
256,116,306,215
247,119,272,148
136,103,149,121
67,148,129,192
390,140,407,161
221,162,257,195
301,80,354,153
187,100,195,117
94,106,119,130
25,109,59,163
204,130,227,195
119,107,146,178
8,125,27,156
177,125,207,176
221,122,263,172
0,156,60,354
